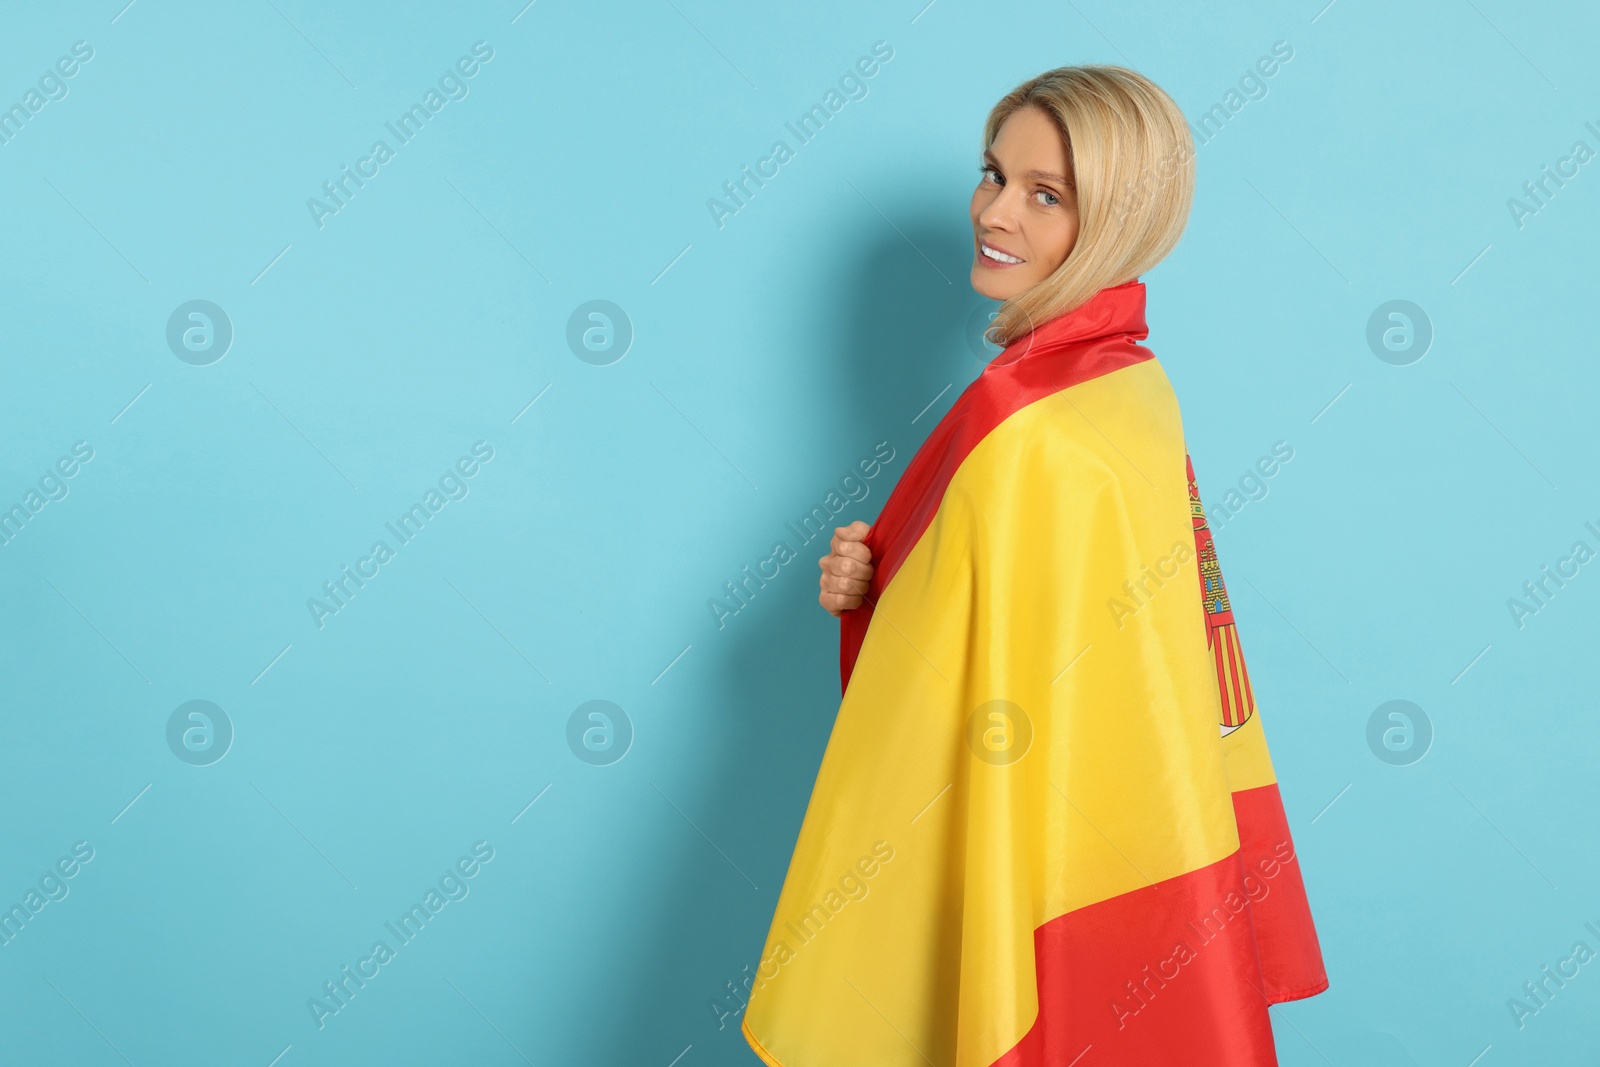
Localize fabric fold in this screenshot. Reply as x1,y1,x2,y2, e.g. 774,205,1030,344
744,280,1327,1067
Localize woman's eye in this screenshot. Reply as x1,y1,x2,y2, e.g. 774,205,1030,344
981,166,1003,186
1035,189,1060,207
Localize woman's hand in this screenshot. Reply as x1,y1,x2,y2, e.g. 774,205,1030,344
818,521,874,617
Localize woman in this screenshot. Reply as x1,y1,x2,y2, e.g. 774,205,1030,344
742,66,1328,1066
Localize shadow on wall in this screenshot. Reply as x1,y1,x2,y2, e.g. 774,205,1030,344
588,205,981,1066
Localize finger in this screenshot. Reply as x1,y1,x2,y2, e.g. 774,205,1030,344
821,574,870,596
820,555,864,579
820,591,863,615
823,555,873,580
829,533,874,560
834,540,872,564
833,521,872,543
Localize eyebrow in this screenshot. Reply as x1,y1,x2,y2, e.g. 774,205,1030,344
982,150,1072,187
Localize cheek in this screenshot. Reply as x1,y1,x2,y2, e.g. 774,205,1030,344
1040,215,1079,270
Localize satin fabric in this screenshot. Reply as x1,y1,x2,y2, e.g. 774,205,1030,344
744,280,1326,1067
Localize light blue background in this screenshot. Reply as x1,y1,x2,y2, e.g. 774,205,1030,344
1,1,1596,1064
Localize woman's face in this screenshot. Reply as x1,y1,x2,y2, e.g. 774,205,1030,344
968,104,1080,301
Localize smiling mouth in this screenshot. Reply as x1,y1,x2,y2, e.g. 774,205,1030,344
978,241,1024,265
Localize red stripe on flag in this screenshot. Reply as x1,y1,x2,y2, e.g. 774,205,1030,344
1224,630,1243,727
1223,627,1249,725
1213,640,1234,725
988,782,1328,1066
1233,628,1255,713
840,281,1153,693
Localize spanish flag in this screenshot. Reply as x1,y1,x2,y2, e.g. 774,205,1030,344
743,279,1327,1066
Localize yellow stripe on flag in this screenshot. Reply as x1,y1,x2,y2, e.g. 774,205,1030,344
744,359,1283,1066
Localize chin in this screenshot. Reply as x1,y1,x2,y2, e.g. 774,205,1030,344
970,268,1020,302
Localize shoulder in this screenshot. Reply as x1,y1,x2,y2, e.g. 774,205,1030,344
936,359,1195,572
959,359,1186,498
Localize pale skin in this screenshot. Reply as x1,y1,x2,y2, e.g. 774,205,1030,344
819,103,1083,616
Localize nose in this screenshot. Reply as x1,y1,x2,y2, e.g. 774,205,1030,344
977,184,1021,233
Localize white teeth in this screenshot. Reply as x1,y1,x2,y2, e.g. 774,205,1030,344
981,243,1022,264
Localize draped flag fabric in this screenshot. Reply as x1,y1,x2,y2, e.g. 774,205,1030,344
742,279,1328,1067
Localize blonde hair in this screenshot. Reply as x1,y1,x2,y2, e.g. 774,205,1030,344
982,65,1195,346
